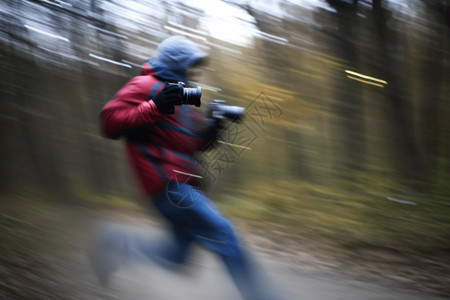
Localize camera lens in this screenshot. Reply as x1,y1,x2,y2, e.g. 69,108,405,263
182,86,202,107
223,105,245,120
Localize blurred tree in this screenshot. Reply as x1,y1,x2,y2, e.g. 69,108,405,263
322,1,367,172
370,0,427,182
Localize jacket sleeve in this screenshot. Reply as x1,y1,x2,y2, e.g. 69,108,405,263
100,76,163,139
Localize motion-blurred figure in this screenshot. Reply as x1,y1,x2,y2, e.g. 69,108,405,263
93,35,281,300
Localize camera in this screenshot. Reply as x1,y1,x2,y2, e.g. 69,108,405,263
209,100,245,121
167,82,202,107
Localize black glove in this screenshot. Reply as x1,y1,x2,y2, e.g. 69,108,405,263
202,117,225,140
152,84,183,114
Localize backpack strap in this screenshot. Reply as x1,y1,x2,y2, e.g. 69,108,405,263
137,142,168,183
147,81,164,100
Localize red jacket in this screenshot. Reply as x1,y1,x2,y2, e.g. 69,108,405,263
101,65,211,196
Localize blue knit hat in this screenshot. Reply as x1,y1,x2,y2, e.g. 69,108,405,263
148,35,208,83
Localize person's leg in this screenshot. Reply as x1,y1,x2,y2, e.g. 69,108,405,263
160,182,281,300
90,210,193,286
135,222,193,268
191,203,276,300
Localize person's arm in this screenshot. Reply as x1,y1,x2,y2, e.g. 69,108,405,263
100,77,183,139
100,77,162,139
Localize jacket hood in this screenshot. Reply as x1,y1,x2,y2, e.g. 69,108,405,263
144,35,207,83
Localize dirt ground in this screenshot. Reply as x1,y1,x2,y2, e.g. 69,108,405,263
0,197,449,299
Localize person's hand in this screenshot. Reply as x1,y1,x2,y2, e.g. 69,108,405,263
202,116,225,140
151,84,183,114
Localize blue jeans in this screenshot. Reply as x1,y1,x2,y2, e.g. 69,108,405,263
135,182,276,300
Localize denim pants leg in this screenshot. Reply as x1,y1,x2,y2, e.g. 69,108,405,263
146,182,274,300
